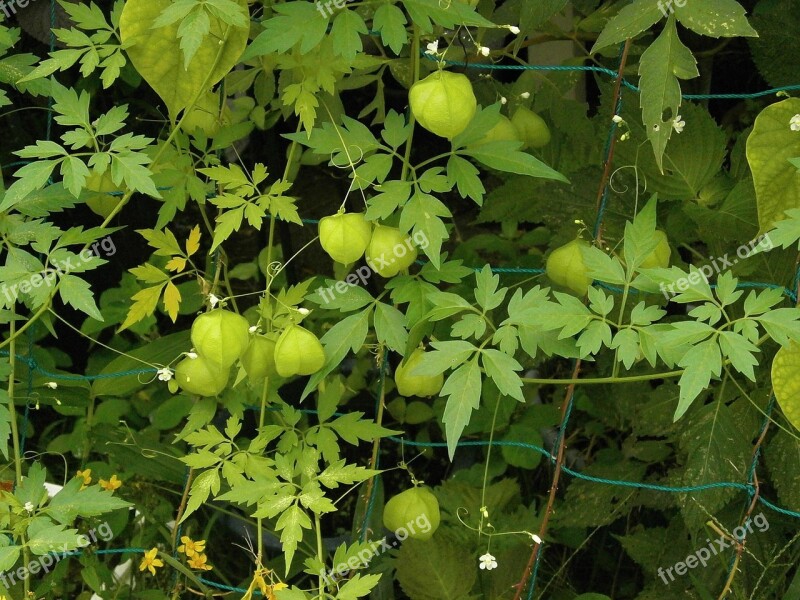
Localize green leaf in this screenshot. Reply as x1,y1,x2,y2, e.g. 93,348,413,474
441,359,482,459
120,0,249,119
276,504,312,575
374,302,407,353
0,160,60,212
401,0,496,33
373,4,407,55
614,96,726,200
47,478,132,524
610,328,640,369
474,265,506,312
718,331,759,381
638,18,698,170
337,574,382,600
328,411,398,445
480,349,523,400
394,536,477,598
677,402,750,531
27,523,83,555
674,0,758,38
0,546,21,572
331,10,368,60
446,154,485,205
0,404,10,460
746,97,800,234
178,468,220,523
300,310,371,400
399,191,450,268
244,2,328,58
581,245,626,285
675,339,721,420
623,196,660,271
591,0,664,52
460,143,568,183
412,340,477,377
756,308,800,346
577,320,613,358
59,275,103,321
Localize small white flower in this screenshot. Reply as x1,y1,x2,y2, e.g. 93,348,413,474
186,351,198,359
520,92,530,99
208,294,220,308
612,115,624,124
478,46,491,57
479,553,497,570
500,96,507,105
672,115,685,134
45,381,58,389
790,114,800,131
248,325,259,333
297,307,310,316
24,502,34,513
507,25,520,34
426,40,439,55
157,367,173,382
531,533,542,544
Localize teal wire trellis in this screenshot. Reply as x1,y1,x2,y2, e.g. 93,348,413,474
2,4,800,597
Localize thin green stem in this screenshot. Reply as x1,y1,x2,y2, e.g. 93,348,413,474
8,314,29,597
6,316,22,486
520,369,683,385
478,392,502,540
256,379,269,566
400,25,420,183
315,512,325,599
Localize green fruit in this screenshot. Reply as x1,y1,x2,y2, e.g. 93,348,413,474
395,349,443,397
175,356,230,396
639,230,671,269
383,487,441,540
273,325,325,377
546,239,592,296
472,115,521,146
409,70,477,140
240,334,278,380
511,107,551,149
319,212,372,264
366,226,418,278
84,171,124,218
191,310,251,368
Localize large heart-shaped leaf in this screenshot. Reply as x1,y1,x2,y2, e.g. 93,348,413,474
771,341,800,431
746,97,800,234
119,0,249,119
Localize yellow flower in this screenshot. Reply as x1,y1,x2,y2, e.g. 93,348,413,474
268,582,288,600
178,536,206,557
99,474,122,492
139,548,164,576
187,552,213,571
76,469,92,489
